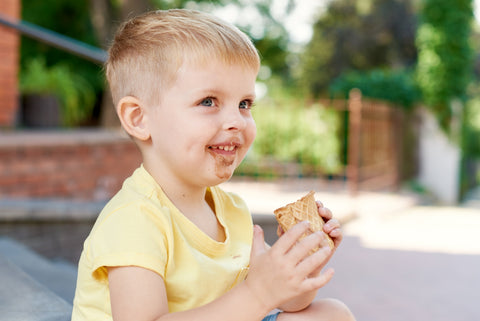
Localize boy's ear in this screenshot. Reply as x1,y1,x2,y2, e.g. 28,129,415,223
116,96,150,141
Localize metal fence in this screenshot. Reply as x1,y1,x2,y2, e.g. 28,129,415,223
342,89,406,194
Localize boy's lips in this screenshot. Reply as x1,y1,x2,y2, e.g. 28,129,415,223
207,141,241,154
208,145,236,152
207,141,241,168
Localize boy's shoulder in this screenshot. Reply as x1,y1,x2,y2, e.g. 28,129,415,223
211,186,249,211
95,166,168,223
102,166,146,198
86,167,172,247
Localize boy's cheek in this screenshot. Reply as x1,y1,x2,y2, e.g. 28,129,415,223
249,121,257,143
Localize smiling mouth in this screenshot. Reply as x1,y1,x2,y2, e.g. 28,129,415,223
208,145,236,152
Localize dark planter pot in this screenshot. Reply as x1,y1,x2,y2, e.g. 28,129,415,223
21,94,62,128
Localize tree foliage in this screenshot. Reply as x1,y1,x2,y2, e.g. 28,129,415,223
21,0,101,89
21,0,294,125
329,69,420,108
299,0,417,97
415,0,474,132
243,86,342,175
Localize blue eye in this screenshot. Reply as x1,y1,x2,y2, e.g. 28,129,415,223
200,97,215,107
239,100,253,109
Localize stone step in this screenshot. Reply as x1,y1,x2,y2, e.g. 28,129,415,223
0,237,77,304
0,254,72,321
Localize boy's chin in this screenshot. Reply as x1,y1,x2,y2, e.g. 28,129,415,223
206,168,236,186
210,159,237,181
212,171,234,184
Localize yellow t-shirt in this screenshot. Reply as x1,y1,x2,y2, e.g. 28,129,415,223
72,166,253,320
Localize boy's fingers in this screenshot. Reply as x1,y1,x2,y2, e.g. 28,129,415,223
272,221,310,255
324,218,340,233
317,205,333,221
329,227,342,238
303,267,335,291
296,245,332,278
330,228,343,247
250,225,266,258
286,231,326,264
276,225,285,237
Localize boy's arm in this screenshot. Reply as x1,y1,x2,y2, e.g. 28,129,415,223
108,222,333,321
108,266,270,321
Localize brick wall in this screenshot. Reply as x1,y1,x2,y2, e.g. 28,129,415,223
0,130,142,200
0,0,20,127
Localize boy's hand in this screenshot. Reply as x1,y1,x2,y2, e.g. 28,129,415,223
316,201,343,250
275,201,342,278
245,223,334,311
305,201,343,278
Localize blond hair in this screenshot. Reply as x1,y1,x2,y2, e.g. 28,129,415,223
106,9,260,106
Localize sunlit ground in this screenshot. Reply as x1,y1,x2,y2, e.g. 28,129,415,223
222,178,480,255
343,206,480,255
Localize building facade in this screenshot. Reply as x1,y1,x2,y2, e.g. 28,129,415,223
0,0,20,127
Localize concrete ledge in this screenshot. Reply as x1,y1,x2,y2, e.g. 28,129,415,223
0,198,104,222
0,128,129,148
0,237,78,303
0,255,72,321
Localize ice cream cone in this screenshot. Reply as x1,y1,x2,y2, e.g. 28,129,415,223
274,191,334,251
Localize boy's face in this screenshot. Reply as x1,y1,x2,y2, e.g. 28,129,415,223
143,60,258,189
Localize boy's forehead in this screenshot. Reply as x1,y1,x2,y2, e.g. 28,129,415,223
160,60,257,98
175,59,258,85
177,55,259,76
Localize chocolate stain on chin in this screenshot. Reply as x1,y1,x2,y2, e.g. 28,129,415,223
214,154,234,179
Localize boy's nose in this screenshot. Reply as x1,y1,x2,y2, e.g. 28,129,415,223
223,109,247,131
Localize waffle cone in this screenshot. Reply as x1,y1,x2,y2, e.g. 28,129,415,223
274,191,334,250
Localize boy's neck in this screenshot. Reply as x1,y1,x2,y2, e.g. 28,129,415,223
159,180,226,243
142,160,217,215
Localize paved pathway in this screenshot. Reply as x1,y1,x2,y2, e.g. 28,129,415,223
1,177,479,320
221,179,480,321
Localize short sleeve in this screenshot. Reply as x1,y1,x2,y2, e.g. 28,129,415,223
86,201,171,282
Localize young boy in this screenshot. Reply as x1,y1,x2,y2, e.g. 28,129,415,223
72,9,355,321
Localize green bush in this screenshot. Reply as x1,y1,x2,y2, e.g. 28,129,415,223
20,58,95,126
462,97,480,158
237,85,342,177
329,69,421,108
21,0,103,97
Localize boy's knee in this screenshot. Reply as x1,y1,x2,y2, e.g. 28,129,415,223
310,298,356,321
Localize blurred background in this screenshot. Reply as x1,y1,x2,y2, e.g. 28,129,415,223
2,0,480,201
0,0,479,320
